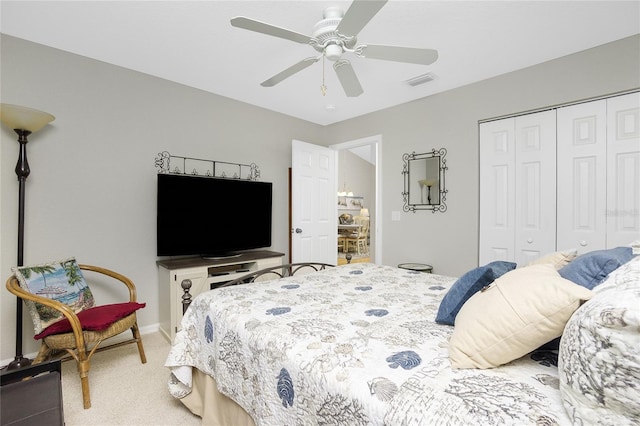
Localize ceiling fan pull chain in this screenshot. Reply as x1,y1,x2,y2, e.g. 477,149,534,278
321,55,327,96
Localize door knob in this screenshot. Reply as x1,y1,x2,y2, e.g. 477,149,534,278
295,228,302,234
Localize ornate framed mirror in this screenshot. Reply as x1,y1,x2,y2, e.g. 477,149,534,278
402,148,448,213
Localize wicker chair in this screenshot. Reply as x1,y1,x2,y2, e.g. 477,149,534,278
6,264,147,409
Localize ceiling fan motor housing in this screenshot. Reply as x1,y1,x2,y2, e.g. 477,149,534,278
312,6,357,61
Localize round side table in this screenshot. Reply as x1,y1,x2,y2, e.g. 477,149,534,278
397,263,433,273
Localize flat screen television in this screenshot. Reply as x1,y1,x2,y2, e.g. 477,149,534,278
157,173,272,257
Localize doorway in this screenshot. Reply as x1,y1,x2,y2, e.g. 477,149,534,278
330,135,382,265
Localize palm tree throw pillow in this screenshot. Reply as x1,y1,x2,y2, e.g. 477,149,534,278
12,257,95,334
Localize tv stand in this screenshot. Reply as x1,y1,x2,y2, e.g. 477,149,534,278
201,253,243,260
157,250,284,343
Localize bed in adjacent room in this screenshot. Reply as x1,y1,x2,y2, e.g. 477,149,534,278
166,249,639,425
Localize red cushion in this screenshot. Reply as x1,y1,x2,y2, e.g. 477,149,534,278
34,302,145,340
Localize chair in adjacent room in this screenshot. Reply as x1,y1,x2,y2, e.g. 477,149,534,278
337,234,347,252
345,216,370,255
337,213,356,253
6,258,147,409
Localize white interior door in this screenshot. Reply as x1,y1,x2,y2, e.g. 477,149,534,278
479,110,556,265
557,100,607,254
479,118,516,264
291,140,336,264
606,92,640,248
514,110,557,265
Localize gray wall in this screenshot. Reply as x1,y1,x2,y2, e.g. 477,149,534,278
1,33,638,362
0,35,325,362
325,34,640,276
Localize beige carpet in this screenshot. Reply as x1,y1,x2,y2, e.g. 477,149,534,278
61,331,201,425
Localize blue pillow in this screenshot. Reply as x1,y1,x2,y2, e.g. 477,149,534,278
488,260,518,278
559,247,634,290
435,261,516,325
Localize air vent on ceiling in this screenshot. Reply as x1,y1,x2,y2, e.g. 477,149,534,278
405,72,437,87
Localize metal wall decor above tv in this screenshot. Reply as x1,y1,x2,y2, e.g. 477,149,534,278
155,151,260,181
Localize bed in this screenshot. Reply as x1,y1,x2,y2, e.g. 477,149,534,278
167,256,640,426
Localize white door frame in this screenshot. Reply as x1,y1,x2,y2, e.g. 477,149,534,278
330,135,383,264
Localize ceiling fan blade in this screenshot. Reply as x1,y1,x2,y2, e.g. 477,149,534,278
336,0,387,37
261,57,320,87
358,44,438,65
333,59,364,97
231,16,312,44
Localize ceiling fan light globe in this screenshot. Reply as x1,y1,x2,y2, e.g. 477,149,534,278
325,44,343,61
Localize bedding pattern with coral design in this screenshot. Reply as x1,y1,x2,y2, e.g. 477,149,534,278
559,255,640,425
166,263,573,425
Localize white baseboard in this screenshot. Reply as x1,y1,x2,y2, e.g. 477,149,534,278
1,323,161,369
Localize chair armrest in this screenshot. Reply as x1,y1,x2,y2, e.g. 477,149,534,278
6,277,87,346
78,264,138,303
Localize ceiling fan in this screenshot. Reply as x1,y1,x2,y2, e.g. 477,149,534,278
230,0,438,97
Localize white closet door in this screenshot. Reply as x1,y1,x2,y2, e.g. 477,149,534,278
606,92,640,247
557,100,607,255
514,110,557,265
479,119,516,264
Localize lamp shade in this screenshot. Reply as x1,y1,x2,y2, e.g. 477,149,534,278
419,179,438,187
359,208,369,217
0,104,55,133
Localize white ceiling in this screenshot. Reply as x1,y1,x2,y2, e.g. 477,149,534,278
1,1,639,126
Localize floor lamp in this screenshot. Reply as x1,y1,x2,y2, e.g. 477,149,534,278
0,103,55,370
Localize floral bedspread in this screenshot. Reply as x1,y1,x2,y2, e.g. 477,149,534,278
166,263,570,425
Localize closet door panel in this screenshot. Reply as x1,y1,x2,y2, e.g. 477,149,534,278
607,92,640,247
479,119,515,264
514,110,557,265
557,100,607,254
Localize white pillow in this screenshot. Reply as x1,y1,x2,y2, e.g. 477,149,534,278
528,248,578,269
449,263,592,369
